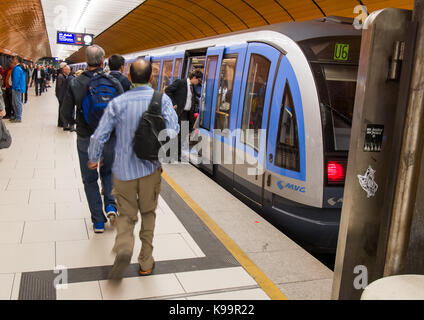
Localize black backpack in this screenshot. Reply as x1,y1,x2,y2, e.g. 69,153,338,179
133,91,166,161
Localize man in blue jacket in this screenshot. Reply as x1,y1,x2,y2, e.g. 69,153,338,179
11,56,26,123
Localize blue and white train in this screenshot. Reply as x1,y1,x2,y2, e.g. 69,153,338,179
70,17,362,252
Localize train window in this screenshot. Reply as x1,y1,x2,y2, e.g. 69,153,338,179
186,56,206,78
173,58,182,81
323,64,357,151
215,56,237,132
125,63,130,78
275,82,300,172
160,60,173,92
200,55,218,130
241,54,271,151
151,60,161,90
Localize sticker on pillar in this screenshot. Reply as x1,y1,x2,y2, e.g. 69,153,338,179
364,125,384,152
357,166,378,198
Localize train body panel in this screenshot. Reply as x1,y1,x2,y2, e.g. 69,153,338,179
69,18,361,251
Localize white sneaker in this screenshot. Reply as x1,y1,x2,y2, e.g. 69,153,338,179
106,205,118,226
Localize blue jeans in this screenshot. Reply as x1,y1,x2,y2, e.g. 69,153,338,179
12,89,23,120
77,135,116,224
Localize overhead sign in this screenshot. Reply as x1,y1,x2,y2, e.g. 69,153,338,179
57,31,94,46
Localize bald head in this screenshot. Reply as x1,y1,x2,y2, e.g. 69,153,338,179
130,59,152,84
63,65,71,76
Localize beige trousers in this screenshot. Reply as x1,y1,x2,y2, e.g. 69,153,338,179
112,167,162,271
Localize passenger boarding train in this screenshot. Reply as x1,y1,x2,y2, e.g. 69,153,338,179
71,17,362,252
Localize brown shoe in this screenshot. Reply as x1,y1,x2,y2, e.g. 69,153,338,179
139,262,155,276
109,252,131,280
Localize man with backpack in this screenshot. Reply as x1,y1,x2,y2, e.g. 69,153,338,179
61,45,124,233
87,58,179,280
108,54,132,92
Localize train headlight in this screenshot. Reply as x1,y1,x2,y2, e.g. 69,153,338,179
327,161,346,183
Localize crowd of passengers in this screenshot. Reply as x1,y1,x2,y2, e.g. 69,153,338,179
0,57,57,122
0,45,204,281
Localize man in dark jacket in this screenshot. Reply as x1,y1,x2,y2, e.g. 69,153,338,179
32,65,46,96
63,69,76,132
165,70,202,159
56,65,71,128
165,70,203,125
2,61,14,119
108,54,132,92
23,64,30,104
61,45,124,233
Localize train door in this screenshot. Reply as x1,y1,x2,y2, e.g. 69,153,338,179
213,44,247,186
151,59,162,90
195,46,225,175
125,62,131,79
233,43,280,206
159,57,174,92
264,56,307,206
184,54,206,79
171,54,184,83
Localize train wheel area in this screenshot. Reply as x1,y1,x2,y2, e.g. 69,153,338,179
0,89,332,300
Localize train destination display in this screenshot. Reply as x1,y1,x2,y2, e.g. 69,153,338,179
57,32,94,46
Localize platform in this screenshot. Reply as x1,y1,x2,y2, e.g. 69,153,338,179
0,88,333,300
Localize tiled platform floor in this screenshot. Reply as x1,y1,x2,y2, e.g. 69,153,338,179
0,88,272,300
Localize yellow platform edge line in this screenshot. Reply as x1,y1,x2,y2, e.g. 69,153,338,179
162,170,288,300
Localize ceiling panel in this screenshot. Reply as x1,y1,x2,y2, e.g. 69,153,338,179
63,0,414,63
40,0,146,60
0,0,50,61
0,0,416,63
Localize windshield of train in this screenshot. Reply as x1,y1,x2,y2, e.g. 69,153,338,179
299,36,361,151
323,64,357,150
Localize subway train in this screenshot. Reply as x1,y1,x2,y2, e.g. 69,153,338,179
70,17,362,253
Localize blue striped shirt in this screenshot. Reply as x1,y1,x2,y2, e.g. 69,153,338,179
88,85,180,181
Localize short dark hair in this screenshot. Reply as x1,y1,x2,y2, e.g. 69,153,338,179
130,59,152,84
189,70,203,80
108,54,125,71
14,56,23,64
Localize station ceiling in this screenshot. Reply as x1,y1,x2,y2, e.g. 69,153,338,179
66,0,415,63
0,0,51,61
0,0,415,63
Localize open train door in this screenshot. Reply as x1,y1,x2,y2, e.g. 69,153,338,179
190,46,224,175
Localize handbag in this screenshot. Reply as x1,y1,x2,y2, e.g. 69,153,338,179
0,118,12,149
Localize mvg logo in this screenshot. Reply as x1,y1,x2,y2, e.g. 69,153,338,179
277,181,306,193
